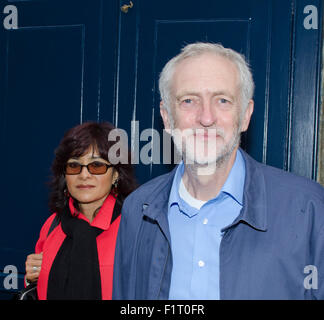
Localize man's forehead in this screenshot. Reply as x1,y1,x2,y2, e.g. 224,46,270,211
170,53,240,95
175,52,238,72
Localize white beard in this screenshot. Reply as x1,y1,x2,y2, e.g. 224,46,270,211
171,124,241,174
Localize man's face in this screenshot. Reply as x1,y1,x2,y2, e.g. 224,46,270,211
160,53,253,167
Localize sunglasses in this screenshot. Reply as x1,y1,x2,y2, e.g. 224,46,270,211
65,161,114,175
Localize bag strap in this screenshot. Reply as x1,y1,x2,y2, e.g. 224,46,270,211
46,214,60,237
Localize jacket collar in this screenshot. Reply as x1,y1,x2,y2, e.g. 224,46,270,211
232,149,267,232
142,148,268,239
68,193,117,230
141,167,177,243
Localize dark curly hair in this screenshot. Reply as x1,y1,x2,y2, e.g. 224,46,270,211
49,121,137,214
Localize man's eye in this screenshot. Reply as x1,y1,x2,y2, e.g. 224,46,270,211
219,98,229,104
180,98,198,107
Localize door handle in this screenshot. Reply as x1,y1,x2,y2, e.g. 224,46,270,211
121,1,133,13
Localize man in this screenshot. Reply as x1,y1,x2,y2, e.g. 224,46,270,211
113,43,324,299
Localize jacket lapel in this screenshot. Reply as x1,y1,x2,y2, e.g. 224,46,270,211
234,149,268,231
141,166,177,244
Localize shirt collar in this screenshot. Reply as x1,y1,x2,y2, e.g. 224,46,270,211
68,193,117,230
220,149,245,205
168,160,185,208
168,149,245,211
168,161,199,217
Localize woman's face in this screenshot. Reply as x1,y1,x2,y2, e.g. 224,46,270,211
65,147,118,209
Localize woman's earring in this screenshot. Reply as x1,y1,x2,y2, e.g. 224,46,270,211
112,178,119,190
64,188,70,198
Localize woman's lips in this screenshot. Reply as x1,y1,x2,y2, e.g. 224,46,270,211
76,185,95,189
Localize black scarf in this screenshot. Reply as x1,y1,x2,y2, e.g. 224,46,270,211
47,196,122,300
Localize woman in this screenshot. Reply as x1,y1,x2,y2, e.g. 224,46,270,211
25,121,137,300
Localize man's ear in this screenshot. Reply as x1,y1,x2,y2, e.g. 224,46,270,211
241,100,254,132
160,101,171,134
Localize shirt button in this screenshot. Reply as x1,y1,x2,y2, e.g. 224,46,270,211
198,260,205,267
203,218,208,225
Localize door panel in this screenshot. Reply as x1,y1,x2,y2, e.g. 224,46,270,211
0,25,82,265
289,0,323,178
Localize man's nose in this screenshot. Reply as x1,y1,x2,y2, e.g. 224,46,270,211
198,100,216,127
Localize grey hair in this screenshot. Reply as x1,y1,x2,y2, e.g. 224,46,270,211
158,42,255,116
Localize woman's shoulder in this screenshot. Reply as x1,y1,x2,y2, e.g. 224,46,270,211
35,213,60,253
41,213,58,234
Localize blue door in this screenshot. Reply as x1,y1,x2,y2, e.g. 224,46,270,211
0,0,322,298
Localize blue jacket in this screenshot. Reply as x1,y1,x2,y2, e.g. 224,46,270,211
113,149,324,299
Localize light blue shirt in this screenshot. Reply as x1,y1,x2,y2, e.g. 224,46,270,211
168,149,245,300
